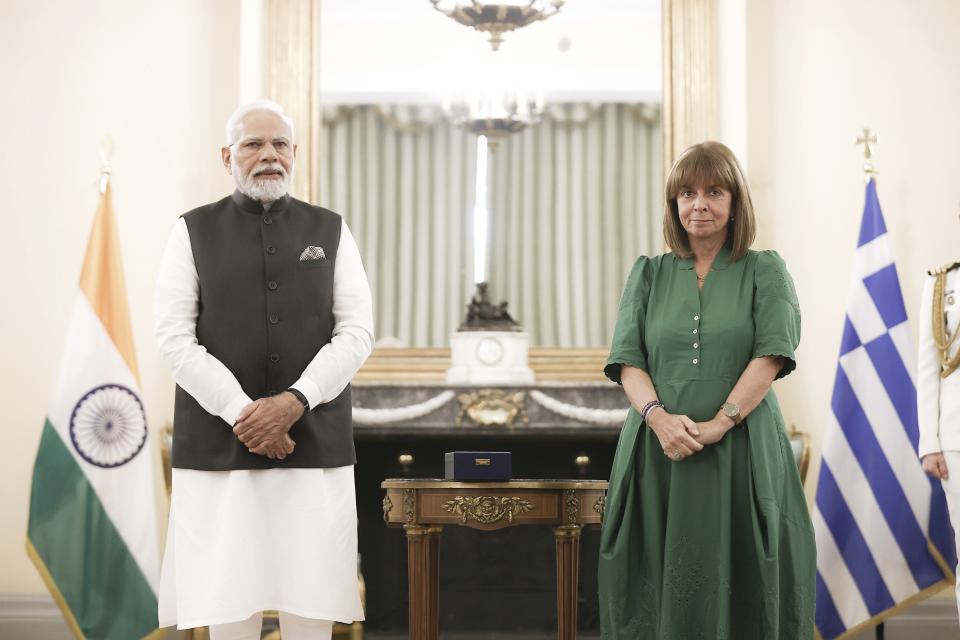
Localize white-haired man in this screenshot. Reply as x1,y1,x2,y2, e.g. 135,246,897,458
154,100,373,639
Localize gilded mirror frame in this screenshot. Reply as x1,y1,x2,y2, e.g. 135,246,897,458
262,0,715,382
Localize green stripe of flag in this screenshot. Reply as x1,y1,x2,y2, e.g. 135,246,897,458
28,419,158,640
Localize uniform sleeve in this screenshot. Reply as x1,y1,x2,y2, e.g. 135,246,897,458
604,256,653,385
752,250,801,380
917,274,942,458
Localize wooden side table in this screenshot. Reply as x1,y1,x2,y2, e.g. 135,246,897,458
381,479,608,640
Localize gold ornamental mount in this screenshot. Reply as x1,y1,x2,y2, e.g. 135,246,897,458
442,495,535,524
430,0,565,51
457,389,527,426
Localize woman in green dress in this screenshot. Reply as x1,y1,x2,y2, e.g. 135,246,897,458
599,141,815,639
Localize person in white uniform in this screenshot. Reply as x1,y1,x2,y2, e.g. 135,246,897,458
918,258,960,617
154,100,373,639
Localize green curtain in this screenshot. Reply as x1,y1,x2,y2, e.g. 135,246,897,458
319,103,660,348
488,104,662,347
319,106,478,348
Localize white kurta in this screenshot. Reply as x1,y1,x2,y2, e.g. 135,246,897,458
154,210,374,629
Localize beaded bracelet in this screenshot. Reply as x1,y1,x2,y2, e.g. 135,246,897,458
640,400,663,421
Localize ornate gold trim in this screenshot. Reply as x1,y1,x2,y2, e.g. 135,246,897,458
593,495,606,518
441,495,535,524
382,479,608,490
402,489,416,524
787,425,812,486
564,489,580,525
820,577,952,640
456,389,527,426
933,271,960,378
382,495,393,522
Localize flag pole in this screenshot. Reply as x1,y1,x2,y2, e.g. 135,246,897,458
99,136,114,194
855,127,878,183
855,125,885,640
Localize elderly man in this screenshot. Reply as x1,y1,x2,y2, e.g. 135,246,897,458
919,257,960,618
154,100,373,639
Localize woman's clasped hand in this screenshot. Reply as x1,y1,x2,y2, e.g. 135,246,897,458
645,406,728,460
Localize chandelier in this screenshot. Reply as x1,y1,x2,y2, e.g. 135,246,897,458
444,90,545,151
430,1,565,51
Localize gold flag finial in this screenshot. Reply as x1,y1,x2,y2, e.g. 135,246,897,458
99,136,114,193
855,127,878,182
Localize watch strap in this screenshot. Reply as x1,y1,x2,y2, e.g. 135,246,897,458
286,388,310,411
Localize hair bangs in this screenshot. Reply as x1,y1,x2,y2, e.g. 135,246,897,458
665,146,738,200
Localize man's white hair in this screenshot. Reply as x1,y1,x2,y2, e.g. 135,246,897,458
224,99,295,145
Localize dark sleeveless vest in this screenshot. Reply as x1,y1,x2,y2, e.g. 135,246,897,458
171,190,355,470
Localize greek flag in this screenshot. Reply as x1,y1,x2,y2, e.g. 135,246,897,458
813,178,956,639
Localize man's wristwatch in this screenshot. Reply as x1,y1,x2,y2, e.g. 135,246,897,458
286,388,310,411
720,401,742,425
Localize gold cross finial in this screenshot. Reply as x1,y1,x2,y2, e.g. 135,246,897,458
855,127,878,182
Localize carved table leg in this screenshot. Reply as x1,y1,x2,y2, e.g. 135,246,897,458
554,524,582,640
405,524,442,640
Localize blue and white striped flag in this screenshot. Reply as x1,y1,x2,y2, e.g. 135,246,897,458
814,178,956,639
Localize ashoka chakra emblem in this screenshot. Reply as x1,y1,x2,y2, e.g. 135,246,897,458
69,384,147,468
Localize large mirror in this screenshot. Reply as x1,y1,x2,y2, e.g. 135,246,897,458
318,1,663,354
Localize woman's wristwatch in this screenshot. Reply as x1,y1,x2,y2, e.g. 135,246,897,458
720,401,742,425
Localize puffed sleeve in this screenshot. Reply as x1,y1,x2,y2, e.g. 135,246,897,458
604,256,653,384
753,250,801,380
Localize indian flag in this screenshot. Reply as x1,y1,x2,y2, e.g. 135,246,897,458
27,182,161,639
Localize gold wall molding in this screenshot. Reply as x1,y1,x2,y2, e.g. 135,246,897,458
264,0,321,203
662,0,716,172
456,390,527,427
356,347,609,383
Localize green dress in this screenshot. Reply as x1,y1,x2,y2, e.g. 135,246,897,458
599,247,816,640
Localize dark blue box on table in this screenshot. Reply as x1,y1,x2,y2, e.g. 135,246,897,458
444,451,512,481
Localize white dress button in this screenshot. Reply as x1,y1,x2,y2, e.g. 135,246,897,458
693,343,699,348
693,329,698,334
694,315,700,321
692,358,699,364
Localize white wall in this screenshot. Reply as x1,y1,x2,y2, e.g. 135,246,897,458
319,0,661,103
0,0,240,592
722,0,960,500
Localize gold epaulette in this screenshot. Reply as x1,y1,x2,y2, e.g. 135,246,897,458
927,261,960,276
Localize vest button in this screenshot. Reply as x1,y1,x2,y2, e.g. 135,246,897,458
270,353,280,363
268,280,278,291
263,216,272,225
269,314,279,324
266,246,277,255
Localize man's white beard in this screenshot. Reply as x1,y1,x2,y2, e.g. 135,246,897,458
233,160,293,203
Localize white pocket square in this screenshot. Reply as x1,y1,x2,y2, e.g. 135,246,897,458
299,245,326,261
